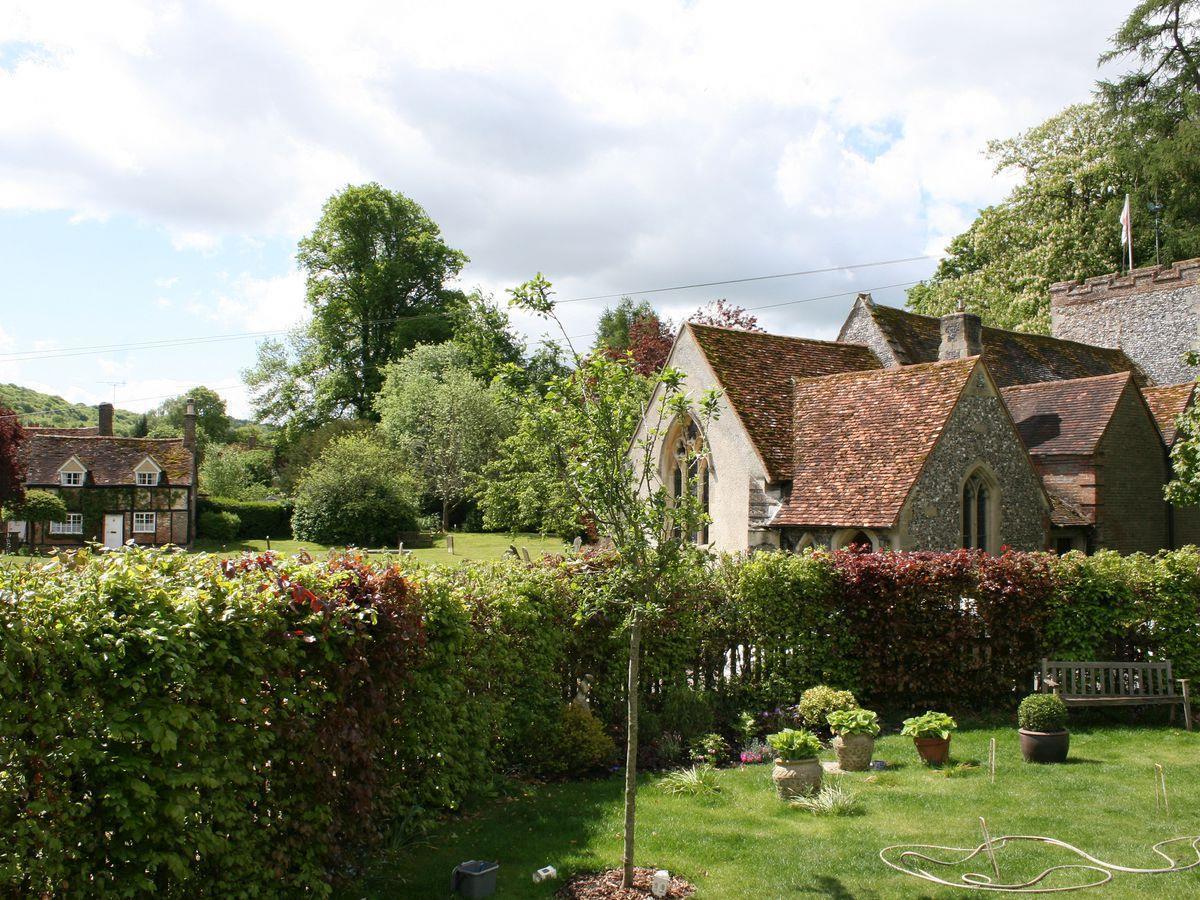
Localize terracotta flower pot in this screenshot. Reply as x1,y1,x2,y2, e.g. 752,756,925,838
772,757,822,798
832,734,875,771
913,736,951,765
1019,729,1069,764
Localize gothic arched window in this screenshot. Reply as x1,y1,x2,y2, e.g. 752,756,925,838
666,418,710,545
962,469,996,552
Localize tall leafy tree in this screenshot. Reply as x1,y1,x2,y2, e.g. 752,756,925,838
510,273,719,889
596,297,656,354
152,386,232,446
448,291,526,383
688,299,764,332
246,183,467,424
376,344,513,530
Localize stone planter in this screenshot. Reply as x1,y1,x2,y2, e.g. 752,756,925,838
1019,729,1069,764
772,757,822,798
913,736,951,765
832,734,875,771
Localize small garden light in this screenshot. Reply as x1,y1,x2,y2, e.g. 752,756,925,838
651,869,671,898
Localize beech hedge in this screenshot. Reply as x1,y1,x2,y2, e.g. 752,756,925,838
2,546,1198,894
197,496,293,540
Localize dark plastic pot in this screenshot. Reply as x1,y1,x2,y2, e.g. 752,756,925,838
451,860,499,898
913,736,951,765
1019,729,1069,763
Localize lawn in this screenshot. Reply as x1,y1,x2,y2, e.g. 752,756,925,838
0,532,567,568
346,727,1200,898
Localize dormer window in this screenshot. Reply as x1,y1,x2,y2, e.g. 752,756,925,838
134,457,162,487
57,456,87,487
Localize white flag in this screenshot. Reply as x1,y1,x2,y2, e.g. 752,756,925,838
1119,194,1133,269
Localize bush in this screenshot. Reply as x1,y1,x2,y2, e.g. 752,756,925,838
900,711,958,739
542,704,617,775
766,728,822,761
1018,693,1068,732
291,433,420,546
798,685,859,727
827,708,880,737
690,732,730,767
198,509,240,541
198,497,293,539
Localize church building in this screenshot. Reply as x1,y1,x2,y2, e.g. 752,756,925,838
634,258,1200,554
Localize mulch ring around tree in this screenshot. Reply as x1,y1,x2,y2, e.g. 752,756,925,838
556,867,695,899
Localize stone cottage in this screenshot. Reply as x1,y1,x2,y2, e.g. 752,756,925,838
633,258,1200,554
4,401,198,550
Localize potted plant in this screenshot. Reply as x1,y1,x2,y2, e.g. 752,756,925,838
1017,693,1069,763
766,728,823,798
827,708,880,771
901,711,957,765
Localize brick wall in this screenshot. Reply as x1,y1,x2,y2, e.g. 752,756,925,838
1094,387,1170,553
1050,259,1200,386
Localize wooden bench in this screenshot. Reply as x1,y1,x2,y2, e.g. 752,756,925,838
1038,658,1192,731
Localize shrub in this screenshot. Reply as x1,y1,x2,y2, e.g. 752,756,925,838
198,497,293,539
798,685,859,727
766,728,822,761
900,711,958,740
690,732,730,767
542,703,618,775
657,685,715,745
198,509,240,541
827,708,880,737
2,489,68,541
739,738,769,765
199,445,274,500
1017,693,1068,732
291,433,420,546
658,764,721,797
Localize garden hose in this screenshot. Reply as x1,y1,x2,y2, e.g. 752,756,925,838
879,829,1200,893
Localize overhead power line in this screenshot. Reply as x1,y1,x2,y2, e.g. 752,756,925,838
0,252,935,363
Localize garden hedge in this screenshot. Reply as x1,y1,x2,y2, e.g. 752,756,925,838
2,545,1198,894
197,496,293,540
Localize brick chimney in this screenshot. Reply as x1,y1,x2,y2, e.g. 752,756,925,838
98,402,114,436
938,308,983,361
183,398,196,449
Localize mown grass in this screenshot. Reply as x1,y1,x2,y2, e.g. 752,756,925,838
345,727,1200,898
0,532,567,569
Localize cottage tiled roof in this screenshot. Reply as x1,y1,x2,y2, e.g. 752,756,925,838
1142,382,1195,446
25,426,100,436
1000,372,1132,456
1045,485,1091,527
864,303,1143,387
21,433,194,486
686,323,881,480
770,357,978,529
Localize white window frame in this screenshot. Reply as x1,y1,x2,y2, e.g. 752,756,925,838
57,455,87,487
133,512,157,534
134,457,162,487
50,513,84,535
60,470,83,486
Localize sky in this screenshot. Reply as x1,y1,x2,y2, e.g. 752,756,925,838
0,0,1135,419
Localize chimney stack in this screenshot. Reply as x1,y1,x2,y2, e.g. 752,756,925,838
938,308,983,361
98,402,114,436
183,398,196,449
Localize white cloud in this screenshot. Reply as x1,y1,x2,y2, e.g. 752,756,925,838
0,0,1136,354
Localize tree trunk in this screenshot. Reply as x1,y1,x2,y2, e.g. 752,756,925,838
441,498,450,532
621,611,642,889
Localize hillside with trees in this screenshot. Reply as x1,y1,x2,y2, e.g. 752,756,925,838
0,383,142,432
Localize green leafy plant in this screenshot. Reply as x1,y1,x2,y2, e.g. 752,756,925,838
690,732,730,767
901,711,958,740
827,708,881,737
789,780,862,816
198,509,241,542
1017,693,1069,732
766,728,822,761
542,704,618,775
736,710,758,745
798,685,859,727
658,764,721,797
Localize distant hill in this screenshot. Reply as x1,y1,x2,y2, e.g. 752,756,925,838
0,383,142,432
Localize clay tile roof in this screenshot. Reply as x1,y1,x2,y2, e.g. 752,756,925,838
770,357,978,529
1142,382,1195,446
25,426,100,436
21,433,194,486
865,304,1144,387
1045,485,1091,527
1000,372,1132,456
686,323,881,480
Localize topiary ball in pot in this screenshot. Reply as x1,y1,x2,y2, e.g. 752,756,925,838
1017,693,1069,763
797,685,859,733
